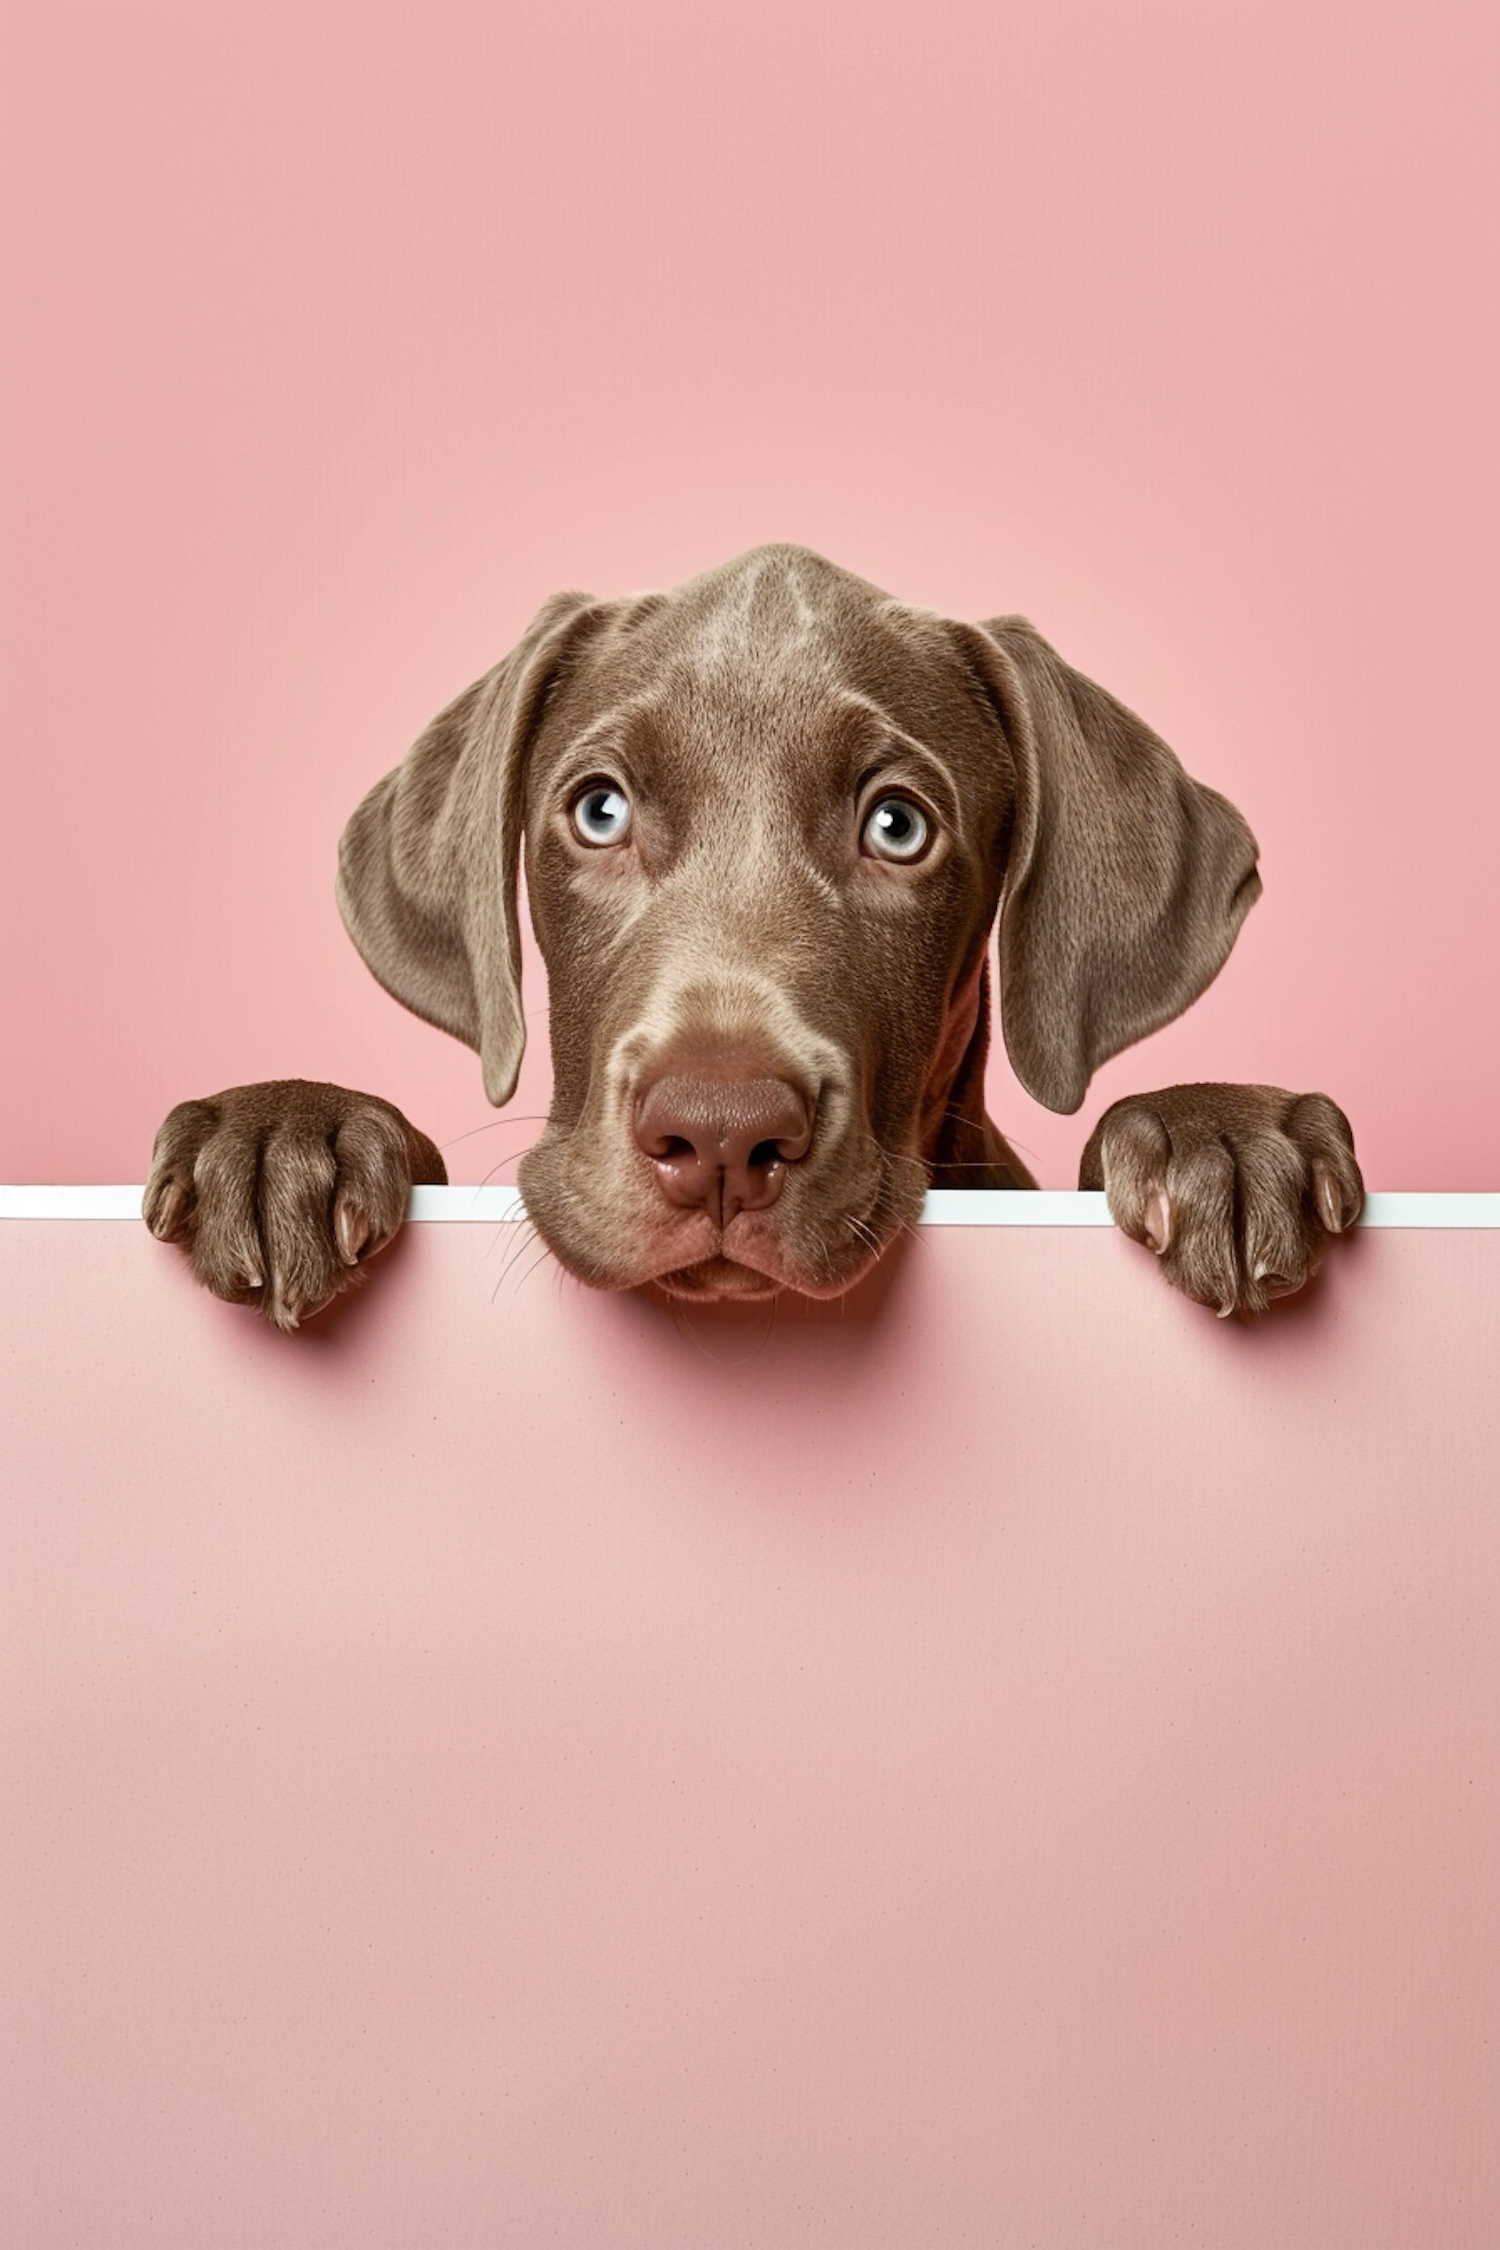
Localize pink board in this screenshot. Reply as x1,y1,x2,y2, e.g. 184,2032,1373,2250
4,1202,1498,2247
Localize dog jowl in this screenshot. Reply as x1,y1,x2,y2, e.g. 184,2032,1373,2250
146,546,1362,1327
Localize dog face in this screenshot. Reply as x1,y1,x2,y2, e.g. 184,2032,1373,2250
517,567,1013,1298
337,547,1260,1300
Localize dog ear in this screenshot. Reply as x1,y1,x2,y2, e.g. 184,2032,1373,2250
337,589,603,1106
958,616,1262,1115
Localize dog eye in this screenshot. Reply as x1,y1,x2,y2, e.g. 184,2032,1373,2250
861,795,931,863
571,782,632,847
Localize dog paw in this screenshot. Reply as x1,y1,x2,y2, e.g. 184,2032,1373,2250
1079,1083,1363,1316
143,1080,446,1329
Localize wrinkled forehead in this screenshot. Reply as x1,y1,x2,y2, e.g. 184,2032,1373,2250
536,546,1000,795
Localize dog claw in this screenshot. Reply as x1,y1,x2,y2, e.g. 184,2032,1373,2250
1313,1162,1346,1233
335,1200,373,1265
144,1178,192,1241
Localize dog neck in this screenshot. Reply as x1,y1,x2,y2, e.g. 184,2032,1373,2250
922,959,1039,1191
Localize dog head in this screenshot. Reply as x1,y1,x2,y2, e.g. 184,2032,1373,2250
338,546,1259,1299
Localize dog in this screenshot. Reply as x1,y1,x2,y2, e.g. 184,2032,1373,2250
145,544,1362,1329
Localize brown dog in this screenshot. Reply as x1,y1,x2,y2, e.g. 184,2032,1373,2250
145,545,1362,1328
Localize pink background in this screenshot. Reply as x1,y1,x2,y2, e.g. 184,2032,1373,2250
4,8,1498,2240
2,0,1496,1191
5,1219,1499,2246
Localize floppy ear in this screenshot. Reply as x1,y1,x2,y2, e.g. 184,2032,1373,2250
336,589,602,1106
958,616,1262,1115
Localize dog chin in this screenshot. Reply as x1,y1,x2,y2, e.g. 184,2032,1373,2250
531,1195,892,1302
654,1254,785,1303
653,1240,883,1304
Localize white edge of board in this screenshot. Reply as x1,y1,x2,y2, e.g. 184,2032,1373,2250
2,1186,1497,1228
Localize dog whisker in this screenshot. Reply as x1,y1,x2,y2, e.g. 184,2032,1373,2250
468,1139,541,1202
843,1213,882,1261
491,1217,540,1299
440,1114,552,1153
512,1235,559,1293
670,1292,778,1367
940,1107,1041,1169
485,1200,538,1265
483,1203,538,1262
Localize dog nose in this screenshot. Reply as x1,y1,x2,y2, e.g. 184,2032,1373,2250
634,1074,814,1225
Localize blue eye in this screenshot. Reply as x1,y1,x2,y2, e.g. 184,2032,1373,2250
571,782,632,846
862,795,931,863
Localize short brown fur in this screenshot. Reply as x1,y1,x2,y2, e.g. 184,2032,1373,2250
146,545,1361,1327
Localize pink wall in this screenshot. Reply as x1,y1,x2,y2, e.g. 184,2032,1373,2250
5,1215,1498,2246
5,10,1498,2238
3,1,1496,1190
